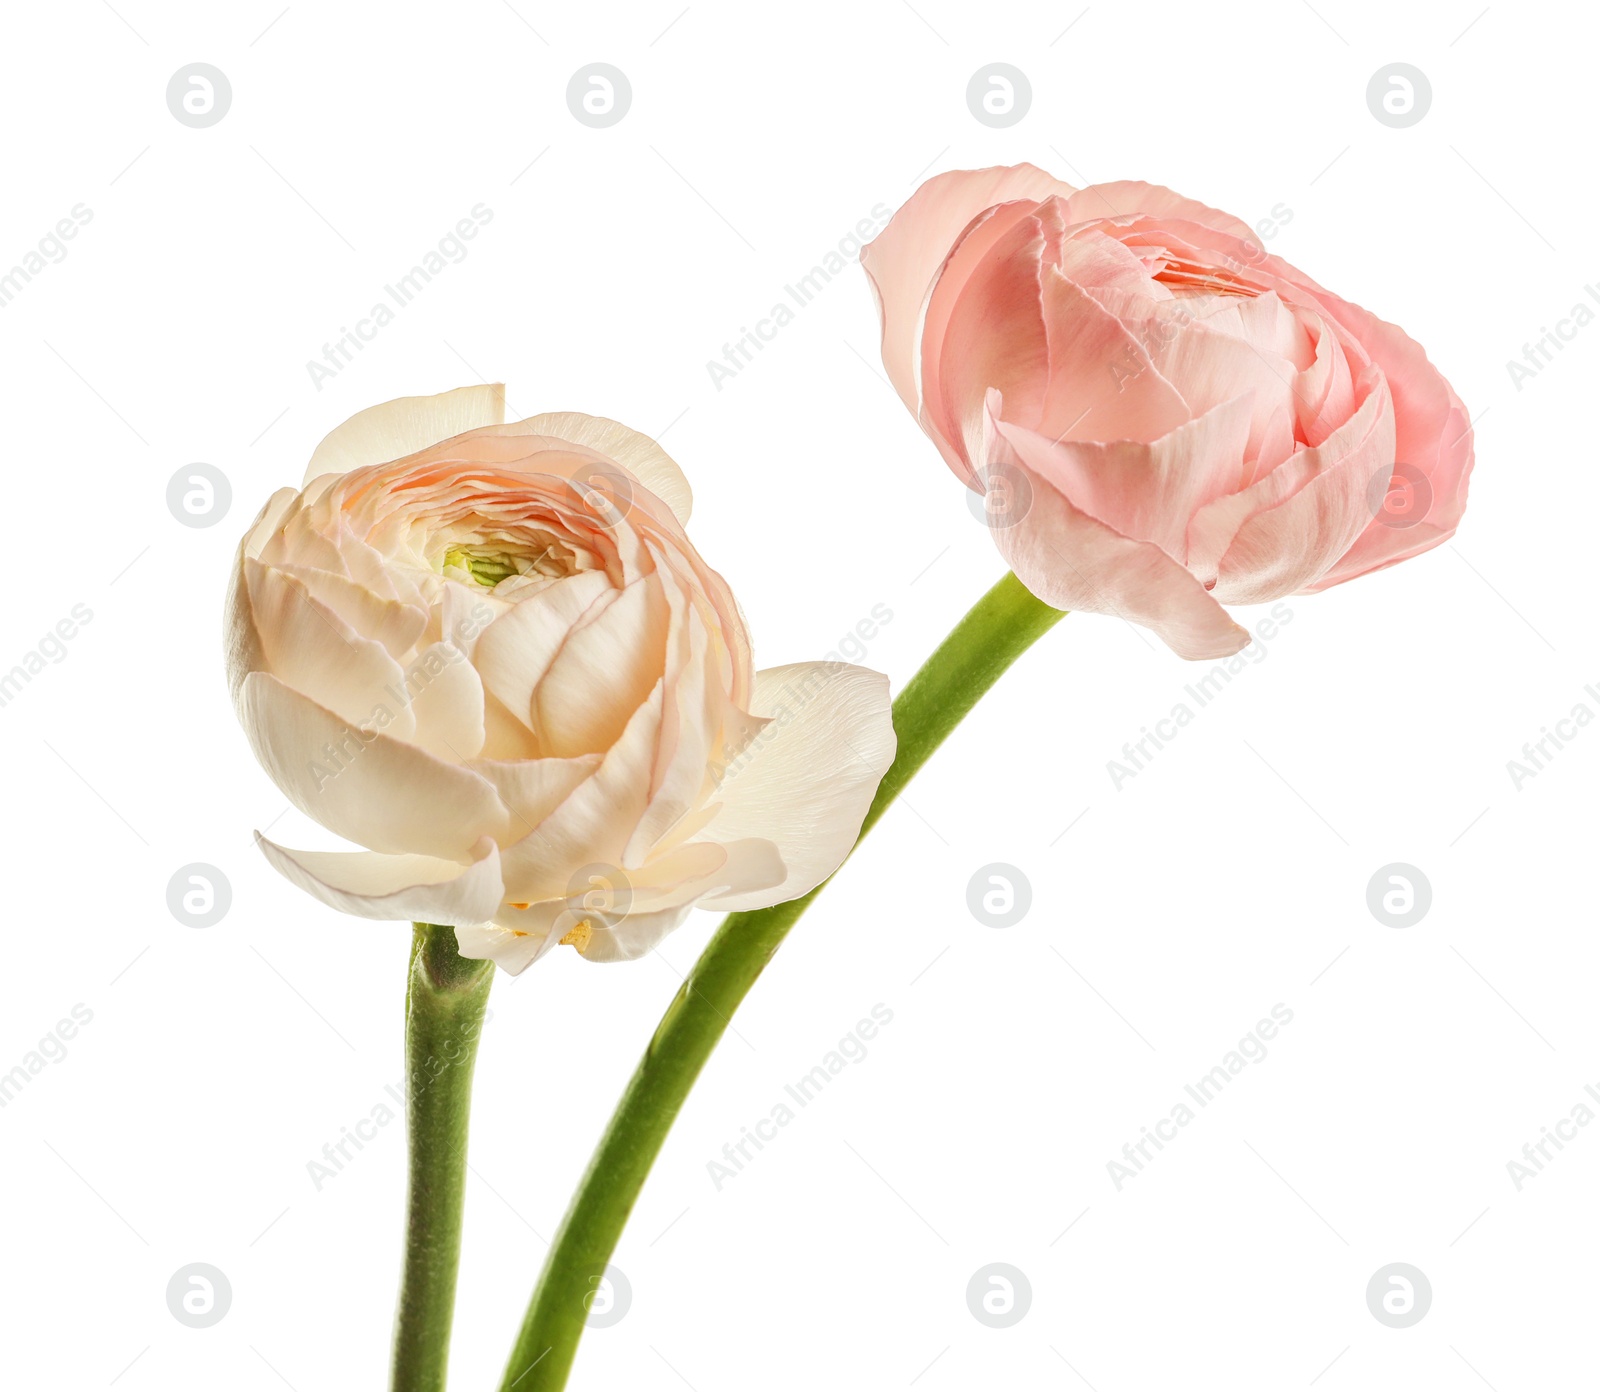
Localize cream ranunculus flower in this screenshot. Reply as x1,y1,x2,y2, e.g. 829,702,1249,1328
226,385,895,973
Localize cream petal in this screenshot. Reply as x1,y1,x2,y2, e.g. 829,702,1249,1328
403,640,488,762
492,412,693,525
494,684,665,901
472,570,613,737
533,576,668,758
469,752,603,859
579,906,693,964
255,835,504,926
237,671,512,858
275,564,429,659
303,384,506,486
453,921,563,976
697,662,895,911
244,560,417,740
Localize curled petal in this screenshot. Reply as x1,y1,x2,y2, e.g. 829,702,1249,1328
492,412,694,525
862,164,1072,418
303,384,506,486
255,834,504,926
696,662,896,911
237,672,512,859
985,399,1249,660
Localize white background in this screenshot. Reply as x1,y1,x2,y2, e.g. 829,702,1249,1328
0,1,1593,1388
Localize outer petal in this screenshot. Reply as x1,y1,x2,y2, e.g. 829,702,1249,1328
696,662,896,912
1020,394,1256,561
454,906,693,974
1211,379,1396,602
243,559,417,740
861,164,1071,416
453,921,564,976
256,835,504,926
303,384,507,486
490,412,694,526
986,398,1249,660
1053,181,1259,242
237,671,513,858
1300,295,1474,589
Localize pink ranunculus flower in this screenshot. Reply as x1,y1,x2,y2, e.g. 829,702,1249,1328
226,385,895,972
861,166,1475,658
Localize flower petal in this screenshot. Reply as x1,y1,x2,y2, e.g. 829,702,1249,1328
303,384,506,486
534,576,668,758
985,397,1249,660
243,559,417,740
490,412,693,525
255,834,504,926
237,671,512,858
861,164,1071,418
697,662,895,911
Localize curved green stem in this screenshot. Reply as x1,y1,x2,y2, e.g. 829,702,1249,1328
497,571,1065,1391
392,924,495,1392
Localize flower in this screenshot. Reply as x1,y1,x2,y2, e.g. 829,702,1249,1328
226,386,895,972
860,166,1474,658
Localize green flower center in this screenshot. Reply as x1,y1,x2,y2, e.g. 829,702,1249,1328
442,546,522,588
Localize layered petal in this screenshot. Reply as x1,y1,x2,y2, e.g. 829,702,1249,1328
303,384,506,486
985,400,1250,660
230,385,894,974
861,164,1070,416
696,662,896,911
237,672,513,858
256,835,504,926
863,167,1476,656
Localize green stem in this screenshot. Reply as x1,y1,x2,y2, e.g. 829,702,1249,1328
391,923,495,1392
497,571,1065,1391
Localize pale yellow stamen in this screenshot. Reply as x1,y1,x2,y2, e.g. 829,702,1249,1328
559,919,594,954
